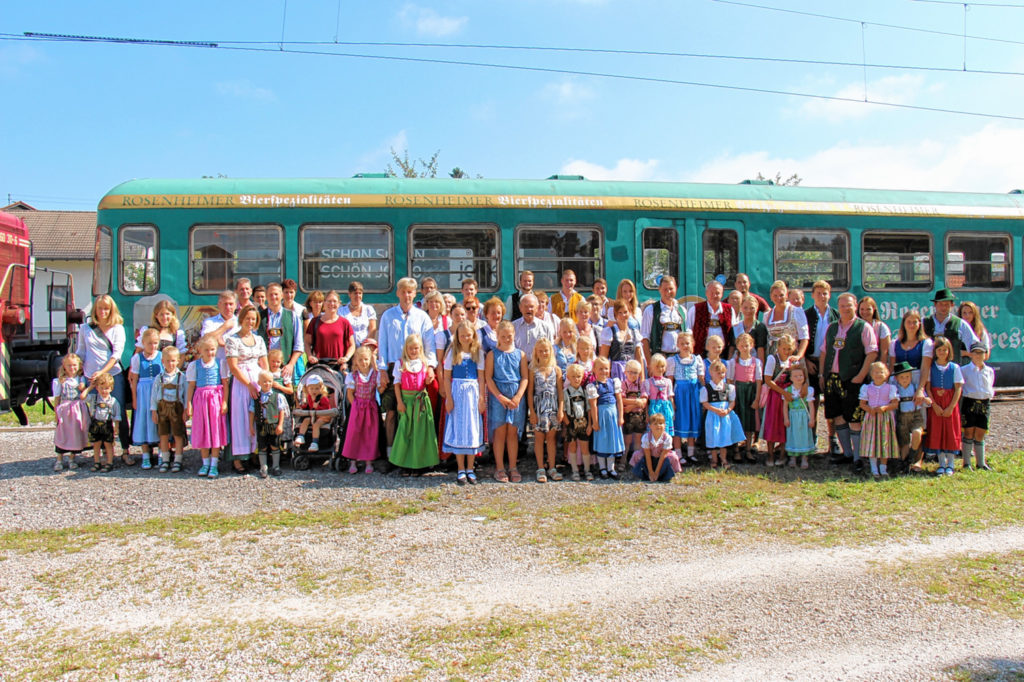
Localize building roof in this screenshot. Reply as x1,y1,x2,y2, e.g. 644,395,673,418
1,203,95,260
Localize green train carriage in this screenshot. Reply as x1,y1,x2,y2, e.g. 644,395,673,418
94,176,1024,384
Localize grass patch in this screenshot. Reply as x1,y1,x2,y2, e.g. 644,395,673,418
0,400,55,426
460,453,1024,563
0,498,434,555
896,550,1024,620
403,607,730,679
3,613,726,681
944,664,1024,681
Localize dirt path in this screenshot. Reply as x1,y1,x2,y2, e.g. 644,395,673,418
3,510,1023,680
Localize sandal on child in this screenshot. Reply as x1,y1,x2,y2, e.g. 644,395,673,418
348,463,358,474
535,468,547,483
100,463,113,473
585,470,595,481
509,468,522,483
121,452,135,467
91,462,102,472
494,468,509,483
571,471,581,482
171,462,182,473
547,468,563,482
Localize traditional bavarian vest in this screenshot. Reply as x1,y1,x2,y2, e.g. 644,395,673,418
258,307,295,356
551,291,584,323
607,326,637,363
706,383,730,404
923,315,965,361
824,318,867,382
649,300,688,355
692,303,734,357
510,291,523,321
805,305,838,358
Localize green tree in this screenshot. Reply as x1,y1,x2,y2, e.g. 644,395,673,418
387,149,440,178
756,171,802,186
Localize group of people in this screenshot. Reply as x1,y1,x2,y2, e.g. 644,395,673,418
50,268,997,483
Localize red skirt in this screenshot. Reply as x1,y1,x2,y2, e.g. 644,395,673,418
925,388,961,453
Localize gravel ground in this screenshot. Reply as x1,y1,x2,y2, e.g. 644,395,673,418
1,402,1023,679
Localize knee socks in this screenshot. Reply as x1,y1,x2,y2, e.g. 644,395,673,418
961,439,974,467
974,440,987,468
850,430,862,461
272,450,281,468
869,458,879,475
835,424,853,459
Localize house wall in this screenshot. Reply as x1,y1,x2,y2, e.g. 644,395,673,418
31,259,93,339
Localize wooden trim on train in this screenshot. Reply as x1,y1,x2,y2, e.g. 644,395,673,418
99,193,1024,219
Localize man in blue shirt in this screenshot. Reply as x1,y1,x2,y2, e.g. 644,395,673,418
378,277,438,456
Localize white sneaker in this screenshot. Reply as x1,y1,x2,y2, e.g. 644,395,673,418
294,435,305,445
308,442,319,452
53,460,64,472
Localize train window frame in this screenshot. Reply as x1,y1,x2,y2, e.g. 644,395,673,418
944,231,1012,292
861,231,933,292
92,225,112,296
774,228,850,291
118,224,160,296
299,223,394,294
514,223,604,292
641,227,679,291
699,222,741,288
408,223,501,293
188,223,284,295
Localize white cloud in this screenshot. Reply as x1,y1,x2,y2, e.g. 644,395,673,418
539,78,596,120
0,43,42,77
398,4,468,37
354,130,409,174
689,124,1024,192
560,158,661,181
216,79,276,102
798,74,926,122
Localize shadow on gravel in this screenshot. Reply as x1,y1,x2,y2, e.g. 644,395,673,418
945,656,1024,680
3,444,959,489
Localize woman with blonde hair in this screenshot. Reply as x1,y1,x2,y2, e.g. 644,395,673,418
76,294,133,464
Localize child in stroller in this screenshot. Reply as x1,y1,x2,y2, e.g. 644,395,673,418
290,364,345,470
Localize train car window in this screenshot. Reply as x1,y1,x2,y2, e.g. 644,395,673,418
515,224,603,291
410,224,499,292
774,229,849,290
190,224,283,293
92,225,112,296
641,228,678,290
700,221,740,287
945,232,1011,291
119,224,159,295
300,224,392,293
862,232,932,291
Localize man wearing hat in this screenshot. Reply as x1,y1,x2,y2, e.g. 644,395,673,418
923,288,979,363
818,292,878,470
960,341,995,471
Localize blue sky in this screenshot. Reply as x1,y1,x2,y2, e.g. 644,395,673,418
3,0,1024,210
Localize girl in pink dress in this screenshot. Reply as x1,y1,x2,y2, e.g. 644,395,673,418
341,346,381,473
186,335,230,478
52,353,89,470
760,334,795,466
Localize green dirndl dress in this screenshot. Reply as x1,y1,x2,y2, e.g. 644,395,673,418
388,361,439,470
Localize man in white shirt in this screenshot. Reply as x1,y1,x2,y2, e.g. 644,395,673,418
199,290,239,363
640,276,687,365
513,294,555,363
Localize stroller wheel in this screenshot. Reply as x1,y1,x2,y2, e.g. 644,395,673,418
293,454,311,471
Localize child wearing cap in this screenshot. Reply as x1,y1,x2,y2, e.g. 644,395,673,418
294,374,332,452
893,361,929,474
960,342,995,471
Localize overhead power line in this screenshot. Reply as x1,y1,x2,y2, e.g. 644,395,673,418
8,33,1024,77
711,0,1024,45
910,0,1024,7
6,31,1024,121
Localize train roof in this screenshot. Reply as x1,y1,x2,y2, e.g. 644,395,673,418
99,176,1024,213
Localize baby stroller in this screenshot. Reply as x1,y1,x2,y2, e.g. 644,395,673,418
290,363,346,470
